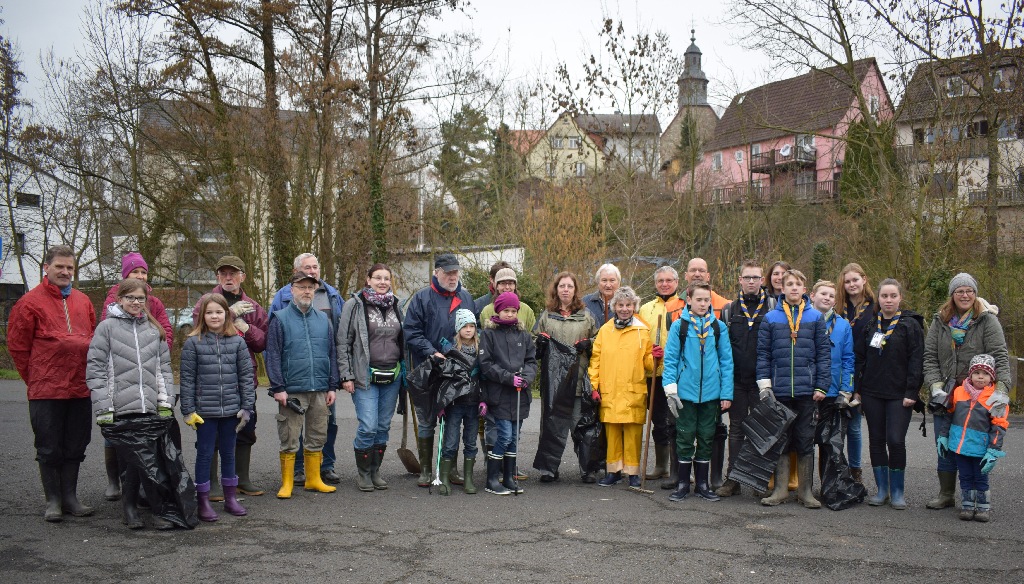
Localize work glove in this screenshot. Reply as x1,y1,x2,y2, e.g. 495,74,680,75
756,379,774,402
158,403,174,418
96,411,114,426
234,318,250,334
663,383,683,418
936,436,949,459
478,402,488,416
574,338,592,354
235,409,250,432
981,448,1005,474
928,381,950,411
651,345,664,359
987,385,1010,408
513,375,526,388
230,301,255,318
591,389,601,402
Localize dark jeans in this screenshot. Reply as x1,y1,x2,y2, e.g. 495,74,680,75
442,404,480,460
954,454,989,492
726,383,759,468
195,417,238,484
778,397,816,456
30,398,92,466
675,400,719,460
650,377,676,446
861,394,913,470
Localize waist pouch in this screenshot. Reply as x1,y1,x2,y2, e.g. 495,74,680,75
370,363,400,385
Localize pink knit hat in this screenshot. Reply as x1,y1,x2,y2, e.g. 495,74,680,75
121,252,149,279
493,292,520,313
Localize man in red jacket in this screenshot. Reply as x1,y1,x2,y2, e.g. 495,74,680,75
7,245,97,522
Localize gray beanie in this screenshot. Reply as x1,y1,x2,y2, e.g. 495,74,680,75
948,272,978,296
454,309,476,335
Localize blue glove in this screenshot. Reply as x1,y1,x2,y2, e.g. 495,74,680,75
936,436,949,459
981,448,1005,474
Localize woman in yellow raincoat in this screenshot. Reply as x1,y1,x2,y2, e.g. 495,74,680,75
589,286,656,488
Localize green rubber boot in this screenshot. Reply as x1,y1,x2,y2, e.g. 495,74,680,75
463,458,477,494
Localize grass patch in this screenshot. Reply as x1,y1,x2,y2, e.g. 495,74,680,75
0,369,22,380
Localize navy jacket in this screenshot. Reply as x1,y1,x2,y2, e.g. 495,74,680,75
402,277,474,367
582,292,613,328
756,295,831,399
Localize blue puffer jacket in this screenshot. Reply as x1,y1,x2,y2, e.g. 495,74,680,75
266,302,339,393
179,332,255,417
269,279,345,331
402,277,474,367
822,311,854,398
756,296,831,398
662,309,734,403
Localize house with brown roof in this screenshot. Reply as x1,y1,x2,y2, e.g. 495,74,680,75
676,58,893,205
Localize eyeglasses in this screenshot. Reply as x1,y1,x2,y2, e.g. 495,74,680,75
123,295,147,304
740,276,763,281
953,289,976,297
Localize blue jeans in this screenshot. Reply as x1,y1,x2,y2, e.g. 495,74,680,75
195,417,238,484
442,404,479,459
296,402,338,472
846,407,863,468
492,418,523,456
954,454,989,492
352,380,401,450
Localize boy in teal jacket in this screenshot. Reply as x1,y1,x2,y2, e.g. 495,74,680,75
661,280,734,501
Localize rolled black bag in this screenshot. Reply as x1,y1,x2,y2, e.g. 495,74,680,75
727,396,796,492
532,338,580,475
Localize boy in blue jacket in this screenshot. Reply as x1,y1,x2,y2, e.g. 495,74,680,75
756,269,831,508
662,280,734,502
809,280,855,478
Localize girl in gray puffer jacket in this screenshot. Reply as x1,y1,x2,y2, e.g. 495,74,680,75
179,293,254,521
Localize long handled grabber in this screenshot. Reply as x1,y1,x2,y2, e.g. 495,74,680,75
430,415,445,494
514,369,523,496
632,315,662,494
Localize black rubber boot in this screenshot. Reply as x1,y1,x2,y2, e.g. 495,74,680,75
120,466,144,529
370,444,388,490
502,453,523,494
38,463,63,522
485,453,510,495
710,423,728,489
669,460,692,502
417,437,434,488
661,455,679,490
236,443,265,496
103,446,121,501
693,460,721,501
209,450,224,502
355,448,374,492
60,463,94,516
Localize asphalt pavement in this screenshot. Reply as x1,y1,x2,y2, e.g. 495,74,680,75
0,379,1021,583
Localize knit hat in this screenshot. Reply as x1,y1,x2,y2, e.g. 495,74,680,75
968,354,996,380
121,252,148,280
493,291,520,314
494,268,517,284
948,272,978,296
454,308,476,333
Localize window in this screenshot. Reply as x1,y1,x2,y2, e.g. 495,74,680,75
924,128,936,144
546,162,556,177
869,95,880,119
550,137,563,149
735,150,744,163
946,76,963,97
15,192,41,207
998,117,1019,140
712,152,723,171
575,162,586,177
927,172,956,199
994,70,1012,92
14,232,26,254
567,135,581,149
949,126,961,142
750,144,761,156
913,128,925,144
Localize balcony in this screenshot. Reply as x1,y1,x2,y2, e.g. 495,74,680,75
896,138,988,163
967,186,1024,206
706,180,839,205
749,145,817,174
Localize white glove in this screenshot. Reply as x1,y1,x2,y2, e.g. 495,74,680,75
757,379,774,401
234,318,250,334
230,301,255,318
663,383,683,418
987,387,1009,408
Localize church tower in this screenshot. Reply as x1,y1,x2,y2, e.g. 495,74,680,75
678,29,709,108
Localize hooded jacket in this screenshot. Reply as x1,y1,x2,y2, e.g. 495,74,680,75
337,291,405,390
87,304,174,416
179,331,255,418
403,277,474,367
662,308,734,403
479,322,537,420
822,311,855,398
7,276,96,400
756,295,831,399
192,285,267,389
854,309,925,401
940,382,1009,458
534,308,598,396
101,283,173,351
922,299,1011,389
588,316,654,424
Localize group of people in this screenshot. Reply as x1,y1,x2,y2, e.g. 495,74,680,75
6,246,1011,530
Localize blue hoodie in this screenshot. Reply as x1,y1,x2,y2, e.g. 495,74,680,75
662,308,734,403
822,310,854,397
756,294,831,398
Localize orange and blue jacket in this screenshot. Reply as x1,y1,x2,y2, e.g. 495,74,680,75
940,384,1009,458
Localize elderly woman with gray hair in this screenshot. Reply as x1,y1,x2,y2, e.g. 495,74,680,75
588,286,657,488
582,263,622,327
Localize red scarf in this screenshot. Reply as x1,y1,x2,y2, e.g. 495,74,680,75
430,280,462,314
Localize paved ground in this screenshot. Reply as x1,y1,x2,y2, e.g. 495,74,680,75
0,379,1021,583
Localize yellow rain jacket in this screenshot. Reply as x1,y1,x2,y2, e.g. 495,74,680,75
589,316,654,424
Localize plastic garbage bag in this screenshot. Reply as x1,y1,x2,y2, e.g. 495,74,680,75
434,349,477,412
572,375,606,474
406,358,437,423
727,396,797,492
816,402,867,510
102,415,198,529
532,338,580,475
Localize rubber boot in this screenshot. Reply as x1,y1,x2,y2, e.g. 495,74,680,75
209,450,224,502
303,451,337,493
103,446,121,501
710,423,727,489
787,451,798,491
277,452,296,499
449,452,464,485
195,481,219,522
926,471,957,509
693,460,720,501
370,444,388,490
120,468,144,529
646,444,671,479
235,443,264,496
867,466,889,506
38,463,63,522
797,455,821,509
354,448,374,492
973,490,991,522
959,489,976,521
59,463,94,517
463,458,477,494
417,437,434,488
761,455,791,506
485,453,510,495
716,479,741,497
502,453,523,494
222,476,247,516
661,455,679,490
888,468,907,510
438,459,454,496
668,460,692,502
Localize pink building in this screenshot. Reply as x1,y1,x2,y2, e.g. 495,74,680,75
676,58,893,204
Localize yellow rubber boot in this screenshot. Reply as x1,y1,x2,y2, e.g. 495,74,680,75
788,452,799,491
303,451,337,493
278,452,296,499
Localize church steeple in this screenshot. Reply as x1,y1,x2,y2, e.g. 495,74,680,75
678,29,708,108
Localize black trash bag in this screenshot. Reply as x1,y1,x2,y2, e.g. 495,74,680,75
572,375,606,474
102,415,198,529
406,358,438,423
532,338,580,474
727,397,797,492
816,402,867,510
434,349,477,411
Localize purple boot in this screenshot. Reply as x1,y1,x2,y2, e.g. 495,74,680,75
196,481,219,522
222,476,247,517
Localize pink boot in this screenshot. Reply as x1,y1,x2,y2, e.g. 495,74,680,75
221,476,247,517
196,481,219,522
